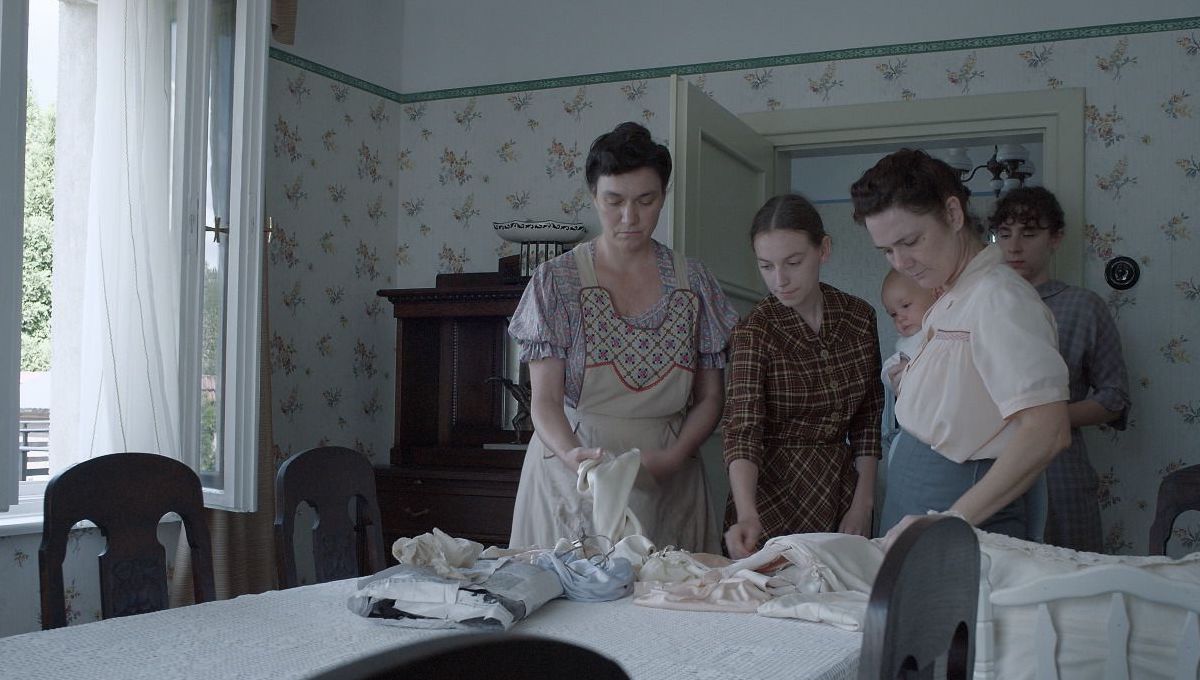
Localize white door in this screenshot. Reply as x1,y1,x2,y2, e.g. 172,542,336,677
669,76,775,315
669,76,777,530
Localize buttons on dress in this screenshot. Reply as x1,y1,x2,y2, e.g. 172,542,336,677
820,349,831,359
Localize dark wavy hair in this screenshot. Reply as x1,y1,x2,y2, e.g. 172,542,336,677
749,194,826,247
987,186,1065,235
584,122,672,193
849,148,980,234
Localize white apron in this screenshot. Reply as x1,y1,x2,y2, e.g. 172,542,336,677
509,246,716,552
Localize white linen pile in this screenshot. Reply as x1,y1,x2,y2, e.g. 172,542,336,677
633,533,880,629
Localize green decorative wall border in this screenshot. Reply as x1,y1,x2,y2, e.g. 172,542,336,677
271,17,1200,104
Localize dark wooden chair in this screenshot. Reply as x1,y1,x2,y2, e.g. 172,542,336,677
859,515,980,680
1149,463,1200,555
38,452,216,630
305,633,631,680
274,446,386,588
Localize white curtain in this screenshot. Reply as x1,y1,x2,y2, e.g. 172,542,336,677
68,0,179,470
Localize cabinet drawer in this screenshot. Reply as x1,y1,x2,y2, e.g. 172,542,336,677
377,474,518,548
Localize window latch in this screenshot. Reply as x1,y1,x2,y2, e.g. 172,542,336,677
204,216,229,244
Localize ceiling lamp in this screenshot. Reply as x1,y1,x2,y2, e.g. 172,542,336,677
944,144,1034,196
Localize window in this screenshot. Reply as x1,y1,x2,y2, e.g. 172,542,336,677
175,0,268,510
1,0,267,517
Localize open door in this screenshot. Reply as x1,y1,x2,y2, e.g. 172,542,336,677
669,76,774,314
669,76,777,531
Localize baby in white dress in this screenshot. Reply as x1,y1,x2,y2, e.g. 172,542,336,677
880,269,937,393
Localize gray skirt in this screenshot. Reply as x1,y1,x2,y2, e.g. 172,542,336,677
879,430,1034,540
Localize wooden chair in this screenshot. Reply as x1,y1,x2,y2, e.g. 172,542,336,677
986,564,1200,679
1149,463,1200,555
38,452,216,630
274,446,386,588
859,515,980,680
305,633,631,680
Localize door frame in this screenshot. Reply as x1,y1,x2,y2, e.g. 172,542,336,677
741,88,1086,284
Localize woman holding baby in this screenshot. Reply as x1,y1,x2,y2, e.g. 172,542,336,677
853,149,1071,544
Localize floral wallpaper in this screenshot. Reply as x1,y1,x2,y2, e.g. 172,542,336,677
263,66,401,468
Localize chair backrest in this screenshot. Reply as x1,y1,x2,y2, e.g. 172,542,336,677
305,633,631,680
859,515,980,680
1149,464,1200,555
274,446,385,588
988,564,1200,680
38,452,216,629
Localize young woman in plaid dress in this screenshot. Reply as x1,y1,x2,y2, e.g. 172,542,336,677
722,194,884,558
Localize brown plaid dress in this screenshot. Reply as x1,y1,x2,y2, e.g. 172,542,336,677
722,284,884,544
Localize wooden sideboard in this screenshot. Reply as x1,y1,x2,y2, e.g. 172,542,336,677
375,273,529,548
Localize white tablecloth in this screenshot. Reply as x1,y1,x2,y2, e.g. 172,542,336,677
0,579,861,679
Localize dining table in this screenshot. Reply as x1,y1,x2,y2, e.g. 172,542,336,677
0,577,862,679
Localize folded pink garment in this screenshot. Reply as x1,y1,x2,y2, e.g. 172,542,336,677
633,575,773,613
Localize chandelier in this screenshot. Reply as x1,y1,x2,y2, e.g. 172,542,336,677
944,144,1034,196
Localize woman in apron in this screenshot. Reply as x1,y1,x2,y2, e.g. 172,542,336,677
508,122,739,552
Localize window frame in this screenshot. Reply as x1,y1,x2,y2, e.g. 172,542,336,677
0,0,30,515
175,0,268,512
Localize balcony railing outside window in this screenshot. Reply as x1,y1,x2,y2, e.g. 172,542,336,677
19,418,50,481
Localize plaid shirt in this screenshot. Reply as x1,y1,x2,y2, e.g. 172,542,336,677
722,284,884,538
1038,280,1130,552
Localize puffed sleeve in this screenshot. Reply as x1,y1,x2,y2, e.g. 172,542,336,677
1082,291,1130,429
722,320,768,467
688,259,741,369
507,262,572,363
972,283,1069,418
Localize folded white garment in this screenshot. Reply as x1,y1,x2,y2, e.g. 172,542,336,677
758,591,870,631
576,449,645,543
635,533,883,617
391,528,485,580
721,533,884,594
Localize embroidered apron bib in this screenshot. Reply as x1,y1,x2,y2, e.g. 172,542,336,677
509,246,716,552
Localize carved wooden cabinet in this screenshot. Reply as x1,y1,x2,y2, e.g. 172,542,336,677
375,273,529,548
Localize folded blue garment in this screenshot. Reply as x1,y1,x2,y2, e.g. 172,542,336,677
531,550,634,602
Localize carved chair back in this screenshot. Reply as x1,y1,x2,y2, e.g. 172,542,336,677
859,515,980,680
274,446,386,588
1149,463,1200,555
39,452,216,629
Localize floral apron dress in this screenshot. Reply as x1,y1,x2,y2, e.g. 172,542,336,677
509,246,716,552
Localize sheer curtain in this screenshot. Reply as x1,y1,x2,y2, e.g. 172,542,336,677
68,0,179,470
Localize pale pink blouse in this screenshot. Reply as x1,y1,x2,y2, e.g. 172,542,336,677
896,244,1069,463
508,240,740,408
